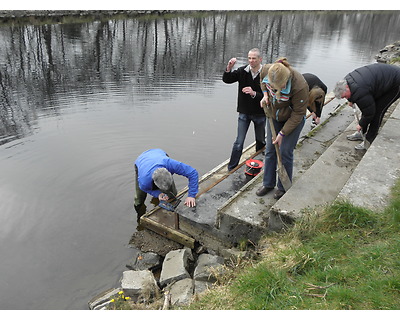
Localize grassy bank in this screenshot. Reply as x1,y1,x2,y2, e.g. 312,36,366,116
186,178,400,310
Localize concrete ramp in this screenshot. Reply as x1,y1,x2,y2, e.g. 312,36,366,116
337,102,400,210
137,95,400,254
270,100,400,231
269,119,365,231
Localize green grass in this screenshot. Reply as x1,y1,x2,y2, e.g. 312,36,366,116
187,179,400,310
390,57,400,65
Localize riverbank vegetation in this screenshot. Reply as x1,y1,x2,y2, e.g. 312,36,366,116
185,178,400,310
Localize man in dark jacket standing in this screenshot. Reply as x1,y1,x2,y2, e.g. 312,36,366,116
334,63,400,150
223,48,266,171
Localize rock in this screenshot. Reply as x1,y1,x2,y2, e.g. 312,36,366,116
126,251,162,271
169,278,194,306
194,280,214,295
220,247,249,263
121,270,159,301
159,248,193,287
375,40,400,63
193,253,225,282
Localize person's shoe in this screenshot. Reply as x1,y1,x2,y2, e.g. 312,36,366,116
354,140,370,150
273,189,285,200
347,131,363,141
256,186,274,196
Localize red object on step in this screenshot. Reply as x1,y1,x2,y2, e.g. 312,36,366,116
244,159,264,176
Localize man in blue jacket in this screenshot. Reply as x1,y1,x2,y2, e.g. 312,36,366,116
334,63,400,150
223,48,266,171
134,149,198,219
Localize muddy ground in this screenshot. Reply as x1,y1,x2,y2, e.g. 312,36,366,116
129,228,183,256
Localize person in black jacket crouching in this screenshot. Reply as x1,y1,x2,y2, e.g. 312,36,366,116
303,73,328,126
334,63,400,150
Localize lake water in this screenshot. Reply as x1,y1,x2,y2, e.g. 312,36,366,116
0,11,399,310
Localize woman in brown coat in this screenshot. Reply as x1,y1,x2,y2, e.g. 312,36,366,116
256,57,308,199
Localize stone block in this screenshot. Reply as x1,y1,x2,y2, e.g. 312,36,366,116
126,251,162,271
194,280,213,295
193,253,225,282
169,278,194,306
121,270,159,299
159,248,193,287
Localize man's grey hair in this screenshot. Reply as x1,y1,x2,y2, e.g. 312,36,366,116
152,168,173,191
333,79,348,99
249,48,261,58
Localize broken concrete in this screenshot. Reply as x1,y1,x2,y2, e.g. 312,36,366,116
193,253,225,282
89,249,225,309
194,280,214,295
169,278,194,306
159,248,193,287
121,270,159,299
126,251,162,271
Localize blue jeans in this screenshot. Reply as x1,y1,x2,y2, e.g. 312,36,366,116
228,113,266,171
262,116,305,191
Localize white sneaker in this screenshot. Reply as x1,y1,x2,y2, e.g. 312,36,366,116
347,131,363,141
355,140,370,150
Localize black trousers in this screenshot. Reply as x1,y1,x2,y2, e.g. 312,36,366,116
366,86,400,143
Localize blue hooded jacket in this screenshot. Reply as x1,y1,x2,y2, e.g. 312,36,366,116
135,149,199,199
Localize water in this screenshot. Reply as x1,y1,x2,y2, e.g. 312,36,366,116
0,11,399,310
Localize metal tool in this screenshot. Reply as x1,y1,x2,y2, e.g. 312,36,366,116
262,103,292,192
158,198,181,212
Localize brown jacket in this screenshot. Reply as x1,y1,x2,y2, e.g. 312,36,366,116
260,64,308,136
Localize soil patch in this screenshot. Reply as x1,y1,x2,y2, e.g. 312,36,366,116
129,228,183,256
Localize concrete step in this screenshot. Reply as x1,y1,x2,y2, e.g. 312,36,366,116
337,101,400,210
269,99,400,231
139,95,400,253
216,98,356,240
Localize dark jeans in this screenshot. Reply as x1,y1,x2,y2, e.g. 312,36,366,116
365,86,400,143
228,113,266,171
262,116,305,192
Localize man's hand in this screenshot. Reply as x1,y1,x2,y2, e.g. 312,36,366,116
158,193,169,201
184,197,196,208
242,86,255,97
226,58,237,72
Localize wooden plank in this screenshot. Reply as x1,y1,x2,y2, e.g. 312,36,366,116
140,216,195,248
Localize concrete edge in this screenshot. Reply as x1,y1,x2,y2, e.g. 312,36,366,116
337,100,400,210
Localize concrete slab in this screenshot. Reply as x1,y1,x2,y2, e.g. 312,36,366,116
337,101,400,210
217,99,355,237
268,118,365,231
139,97,370,250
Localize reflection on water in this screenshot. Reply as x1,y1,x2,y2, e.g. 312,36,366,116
0,11,399,309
